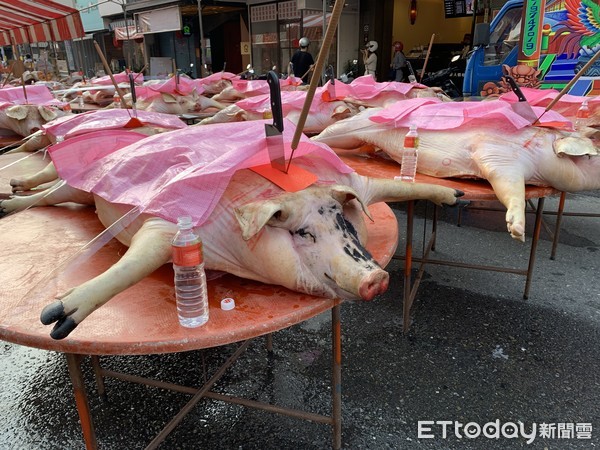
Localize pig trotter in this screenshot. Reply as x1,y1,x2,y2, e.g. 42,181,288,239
40,300,66,325
50,317,78,340
40,300,79,340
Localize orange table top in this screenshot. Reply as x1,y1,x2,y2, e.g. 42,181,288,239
339,152,559,201
0,153,398,356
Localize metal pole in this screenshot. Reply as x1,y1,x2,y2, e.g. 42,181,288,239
197,0,207,77
123,2,132,70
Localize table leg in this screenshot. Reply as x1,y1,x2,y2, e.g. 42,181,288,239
550,192,566,261
331,304,342,450
65,353,98,450
524,197,545,300
403,201,415,333
90,356,107,401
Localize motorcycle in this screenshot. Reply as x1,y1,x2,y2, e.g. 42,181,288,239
339,59,358,84
416,55,464,99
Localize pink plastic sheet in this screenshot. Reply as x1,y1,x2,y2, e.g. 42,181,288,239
236,90,319,114
41,109,187,141
91,71,144,86
322,75,429,102
49,130,149,180
195,72,239,85
49,119,352,226
370,97,572,130
135,76,201,100
0,84,61,105
500,88,600,116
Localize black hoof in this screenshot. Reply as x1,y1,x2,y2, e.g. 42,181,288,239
40,300,65,325
455,189,465,198
50,317,78,340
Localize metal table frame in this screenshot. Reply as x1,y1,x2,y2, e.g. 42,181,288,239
65,305,343,450
396,196,548,332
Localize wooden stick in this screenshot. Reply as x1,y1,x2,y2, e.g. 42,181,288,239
289,0,345,170
419,34,436,83
1,63,15,88
300,65,314,81
93,41,126,100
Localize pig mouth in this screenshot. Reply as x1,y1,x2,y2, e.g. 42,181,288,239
323,272,359,299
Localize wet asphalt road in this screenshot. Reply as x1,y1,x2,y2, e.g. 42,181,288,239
1,192,599,450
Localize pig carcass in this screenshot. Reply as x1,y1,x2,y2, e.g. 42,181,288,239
312,98,599,241
211,77,306,103
0,103,68,138
119,76,226,114
0,120,462,339
321,76,452,108
5,109,188,192
199,90,359,134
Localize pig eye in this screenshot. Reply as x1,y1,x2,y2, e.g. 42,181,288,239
293,228,316,242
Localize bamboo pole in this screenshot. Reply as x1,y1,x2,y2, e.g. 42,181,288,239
419,34,436,83
288,0,345,171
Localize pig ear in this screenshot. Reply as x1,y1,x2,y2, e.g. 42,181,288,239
234,200,289,240
161,93,178,104
553,136,598,157
6,105,28,120
329,185,373,221
331,104,352,120
38,105,57,122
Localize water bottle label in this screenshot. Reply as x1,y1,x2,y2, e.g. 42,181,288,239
404,136,419,148
173,243,203,266
576,108,589,119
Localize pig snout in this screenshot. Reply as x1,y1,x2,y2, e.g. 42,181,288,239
330,254,389,301
358,269,389,301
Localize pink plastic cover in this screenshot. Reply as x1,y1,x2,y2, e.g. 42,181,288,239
370,97,572,130
0,85,61,105
322,75,428,102
41,109,187,140
49,119,352,226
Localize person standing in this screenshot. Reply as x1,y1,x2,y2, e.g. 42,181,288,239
362,41,378,79
289,37,315,84
391,41,407,82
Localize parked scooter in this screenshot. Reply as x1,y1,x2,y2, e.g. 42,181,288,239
339,59,358,84
418,55,463,99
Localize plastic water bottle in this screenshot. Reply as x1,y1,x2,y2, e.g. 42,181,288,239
113,92,121,108
399,125,419,182
77,91,84,108
574,98,589,131
172,216,209,328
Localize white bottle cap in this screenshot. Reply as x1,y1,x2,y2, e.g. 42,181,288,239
221,297,235,310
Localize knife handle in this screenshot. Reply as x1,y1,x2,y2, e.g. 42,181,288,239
505,75,526,102
266,70,283,132
129,73,137,104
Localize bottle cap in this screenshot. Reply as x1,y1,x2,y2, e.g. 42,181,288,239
221,297,235,310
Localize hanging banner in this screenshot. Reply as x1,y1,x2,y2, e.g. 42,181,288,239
136,6,181,34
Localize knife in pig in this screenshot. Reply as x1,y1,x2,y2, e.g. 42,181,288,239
265,70,286,172
504,74,538,124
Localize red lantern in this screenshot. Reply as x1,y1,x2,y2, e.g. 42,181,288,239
409,0,417,25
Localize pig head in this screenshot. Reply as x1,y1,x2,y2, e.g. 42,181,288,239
0,104,66,137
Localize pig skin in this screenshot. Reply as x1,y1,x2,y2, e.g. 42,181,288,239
312,107,600,241
0,152,462,339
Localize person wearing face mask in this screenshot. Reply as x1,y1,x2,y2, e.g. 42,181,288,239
362,41,378,79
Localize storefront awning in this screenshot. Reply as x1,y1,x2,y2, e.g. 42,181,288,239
0,0,85,47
